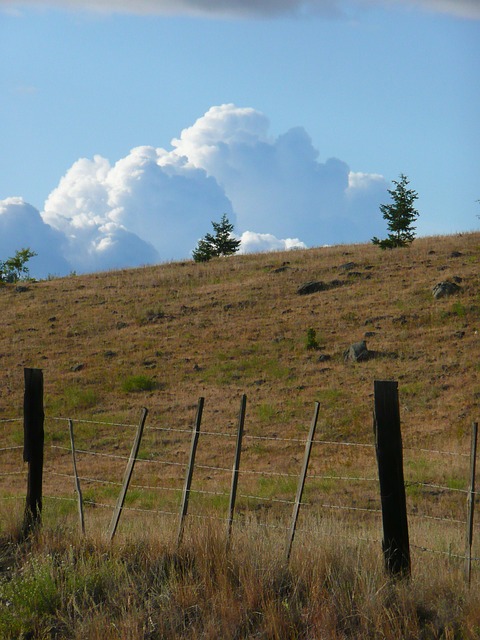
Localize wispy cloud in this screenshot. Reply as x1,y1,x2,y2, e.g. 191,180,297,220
13,85,39,95
1,0,478,19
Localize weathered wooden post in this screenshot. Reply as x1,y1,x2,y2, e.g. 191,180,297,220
68,419,85,535
22,368,45,537
177,397,204,547
465,422,478,585
285,401,319,562
374,380,410,577
226,394,247,548
107,407,148,541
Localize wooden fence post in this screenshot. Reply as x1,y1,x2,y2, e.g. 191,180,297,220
22,368,45,537
226,394,247,547
285,401,319,562
177,397,204,547
374,380,411,577
107,407,148,541
465,421,478,585
68,419,85,535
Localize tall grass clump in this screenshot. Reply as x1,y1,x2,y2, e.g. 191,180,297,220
0,514,479,639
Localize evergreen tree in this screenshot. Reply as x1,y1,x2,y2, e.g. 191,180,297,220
192,214,241,262
372,174,419,249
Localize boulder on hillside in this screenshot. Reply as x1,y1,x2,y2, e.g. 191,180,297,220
344,340,373,363
297,281,329,295
432,281,461,299
297,280,344,295
339,261,357,271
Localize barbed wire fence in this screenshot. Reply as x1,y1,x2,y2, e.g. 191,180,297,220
1,371,478,582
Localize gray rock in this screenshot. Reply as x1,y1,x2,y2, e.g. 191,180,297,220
339,261,357,271
318,354,331,362
344,340,372,363
297,281,329,295
432,281,461,299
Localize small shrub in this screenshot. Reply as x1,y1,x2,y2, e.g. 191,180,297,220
121,375,157,393
451,301,466,318
305,328,320,350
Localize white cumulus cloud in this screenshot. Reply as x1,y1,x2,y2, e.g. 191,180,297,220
42,145,232,272
172,104,387,245
2,103,389,278
0,197,71,278
239,231,307,254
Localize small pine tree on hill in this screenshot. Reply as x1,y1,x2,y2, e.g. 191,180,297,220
372,174,419,249
193,214,241,262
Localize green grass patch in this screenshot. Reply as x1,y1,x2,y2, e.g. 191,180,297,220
256,403,277,423
451,301,467,318
256,475,298,500
121,375,158,393
203,353,291,385
46,386,100,414
445,476,466,491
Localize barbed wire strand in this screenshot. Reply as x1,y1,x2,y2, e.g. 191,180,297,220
50,445,189,469
408,511,465,526
48,471,299,506
314,503,382,515
308,473,378,483
0,445,23,452
404,446,469,458
406,481,469,494
50,416,138,429
293,525,382,546
410,543,480,562
50,471,182,495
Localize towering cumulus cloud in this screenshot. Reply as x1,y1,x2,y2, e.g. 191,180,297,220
2,104,388,278
42,147,230,272
171,104,386,244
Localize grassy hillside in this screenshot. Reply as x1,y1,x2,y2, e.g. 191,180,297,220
2,232,479,428
0,233,479,638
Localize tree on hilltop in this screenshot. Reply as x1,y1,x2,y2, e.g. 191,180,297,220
372,174,419,249
0,248,37,283
192,214,241,262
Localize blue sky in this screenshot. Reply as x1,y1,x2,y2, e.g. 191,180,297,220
1,0,479,277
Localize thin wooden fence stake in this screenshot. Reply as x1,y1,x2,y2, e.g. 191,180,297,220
68,419,85,535
374,380,410,578
176,397,204,548
22,368,45,538
226,394,247,548
285,401,319,563
465,421,478,586
107,407,148,541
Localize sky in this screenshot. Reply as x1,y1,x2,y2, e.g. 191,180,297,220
1,0,479,278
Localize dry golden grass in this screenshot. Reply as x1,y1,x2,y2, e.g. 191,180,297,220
0,233,479,637
0,508,480,639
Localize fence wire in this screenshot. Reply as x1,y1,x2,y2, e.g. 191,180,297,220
3,410,479,570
